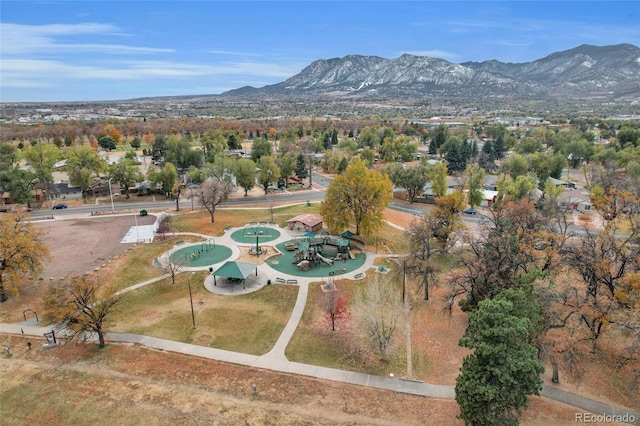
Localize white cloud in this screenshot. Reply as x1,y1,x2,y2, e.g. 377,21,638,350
0,58,302,89
0,22,169,55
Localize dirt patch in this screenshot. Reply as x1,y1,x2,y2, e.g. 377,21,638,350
0,215,156,323
235,245,279,264
37,215,157,280
0,335,584,425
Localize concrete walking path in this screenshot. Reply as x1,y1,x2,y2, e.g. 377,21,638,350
3,321,639,419
2,226,638,419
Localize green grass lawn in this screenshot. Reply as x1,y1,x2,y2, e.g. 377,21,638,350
170,204,321,236
113,272,298,355
107,236,203,292
107,206,426,377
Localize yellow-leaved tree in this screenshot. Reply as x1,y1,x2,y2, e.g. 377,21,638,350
0,211,50,302
320,157,392,236
45,276,123,348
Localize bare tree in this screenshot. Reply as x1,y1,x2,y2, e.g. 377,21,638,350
447,199,545,312
155,252,187,284
195,177,231,223
44,276,123,348
352,274,404,362
405,212,458,300
157,215,171,240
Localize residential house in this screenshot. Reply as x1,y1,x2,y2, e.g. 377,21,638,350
557,188,593,213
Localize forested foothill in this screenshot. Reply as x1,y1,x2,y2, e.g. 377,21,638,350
1,111,639,423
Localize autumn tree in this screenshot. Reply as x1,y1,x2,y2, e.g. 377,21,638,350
45,276,123,348
405,210,458,301
497,173,538,202
455,297,544,426
464,162,485,209
379,135,417,162
235,158,257,196
257,155,281,194
276,152,297,188
205,154,236,188
448,199,545,312
195,176,231,223
0,212,50,302
537,179,573,240
431,190,466,250
320,158,392,236
199,130,227,163
99,124,122,144
352,275,404,362
320,282,349,331
148,162,178,197
426,160,448,197
501,153,530,179
560,220,640,353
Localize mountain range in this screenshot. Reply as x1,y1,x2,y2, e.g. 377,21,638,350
223,44,640,101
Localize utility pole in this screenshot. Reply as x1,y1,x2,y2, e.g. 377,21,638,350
187,272,196,329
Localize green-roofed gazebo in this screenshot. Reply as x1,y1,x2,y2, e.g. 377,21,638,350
212,261,258,289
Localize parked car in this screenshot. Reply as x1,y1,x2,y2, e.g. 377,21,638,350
463,208,477,215
52,203,68,209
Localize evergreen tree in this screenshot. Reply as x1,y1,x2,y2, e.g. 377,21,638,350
322,131,331,150
429,124,449,155
483,140,495,160
337,157,348,174
494,134,507,160
456,297,544,426
295,153,308,181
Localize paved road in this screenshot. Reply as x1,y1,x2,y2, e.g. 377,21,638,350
8,180,636,420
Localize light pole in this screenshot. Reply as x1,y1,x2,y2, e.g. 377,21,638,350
108,177,115,213
187,272,196,329
190,182,194,211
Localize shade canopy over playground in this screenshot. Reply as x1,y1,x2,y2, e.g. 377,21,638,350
341,230,355,239
211,261,258,288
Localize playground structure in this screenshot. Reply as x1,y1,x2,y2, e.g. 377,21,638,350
178,238,216,262
290,236,352,271
155,238,233,269
151,222,368,284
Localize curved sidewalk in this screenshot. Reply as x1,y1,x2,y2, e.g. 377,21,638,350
2,322,639,419
2,227,638,418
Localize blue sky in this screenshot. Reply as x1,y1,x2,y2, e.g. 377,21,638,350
1,1,638,102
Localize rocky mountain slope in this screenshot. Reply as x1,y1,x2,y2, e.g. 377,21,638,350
224,44,640,100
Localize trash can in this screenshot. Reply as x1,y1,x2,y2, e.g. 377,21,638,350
140,209,148,216
267,279,271,285
306,200,310,206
